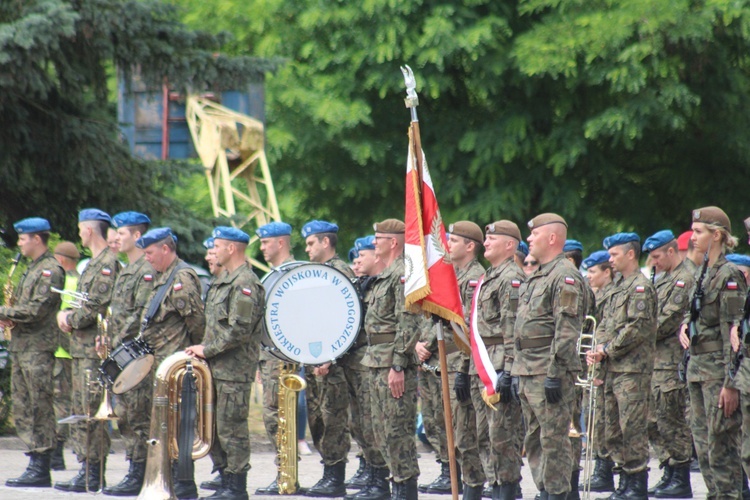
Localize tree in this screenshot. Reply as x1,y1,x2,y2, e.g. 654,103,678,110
174,0,750,253
0,0,278,262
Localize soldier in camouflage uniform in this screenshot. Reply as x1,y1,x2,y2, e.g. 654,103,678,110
55,209,120,493
186,226,264,500
678,207,745,499
512,213,584,500
587,233,657,498
51,241,81,471
735,219,750,497
579,250,617,493
641,230,695,497
362,219,421,500
137,226,206,499
100,212,155,497
300,220,358,497
0,218,65,488
469,220,525,500
446,221,486,500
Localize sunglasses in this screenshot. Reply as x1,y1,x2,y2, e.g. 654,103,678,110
523,260,538,267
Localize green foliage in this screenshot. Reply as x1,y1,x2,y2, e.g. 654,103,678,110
172,0,750,255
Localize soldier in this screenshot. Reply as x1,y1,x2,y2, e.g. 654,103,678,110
346,235,390,500
301,220,357,497
101,211,155,497
513,241,529,271
470,220,525,500
586,232,657,498
186,226,264,500
512,213,584,500
55,208,120,493
51,240,81,471
445,221,486,500
728,254,750,284
362,218,421,500
137,227,206,499
641,230,694,497
0,218,65,487
678,207,745,499
735,219,750,497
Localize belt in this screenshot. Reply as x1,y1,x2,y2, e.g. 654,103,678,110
368,333,396,346
690,340,723,355
516,336,554,350
479,337,504,347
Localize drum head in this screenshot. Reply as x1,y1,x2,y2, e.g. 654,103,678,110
112,354,154,394
263,262,362,364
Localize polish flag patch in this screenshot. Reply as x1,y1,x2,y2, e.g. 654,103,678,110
242,288,253,296
400,276,405,284
675,280,685,288
469,280,479,287
564,277,575,285
511,280,521,288
101,268,112,276
727,282,739,290
173,283,183,291
42,270,52,277
636,286,645,293
143,274,153,282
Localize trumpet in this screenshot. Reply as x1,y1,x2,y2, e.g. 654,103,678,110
51,287,89,309
575,315,599,500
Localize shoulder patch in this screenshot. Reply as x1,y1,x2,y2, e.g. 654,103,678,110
727,281,738,290
564,276,575,285
469,280,478,287
42,270,52,277
143,274,153,282
635,286,645,293
242,287,253,296
102,268,112,276
675,280,685,288
173,283,183,291
511,279,521,288
635,299,646,311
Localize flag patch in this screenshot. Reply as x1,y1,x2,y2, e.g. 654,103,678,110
636,286,645,293
144,274,153,282
728,281,738,290
400,276,405,284
242,288,252,296
469,280,478,287
173,283,183,291
102,268,112,276
675,280,685,288
511,280,521,288
564,277,575,285
42,270,51,277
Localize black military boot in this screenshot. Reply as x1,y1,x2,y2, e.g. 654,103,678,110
392,478,418,500
209,471,250,500
346,456,370,490
102,459,146,496
255,478,280,495
56,460,105,493
588,458,615,492
307,462,347,497
610,470,629,498
346,466,390,500
6,451,52,487
202,471,225,491
616,470,647,499
567,468,580,500
516,482,522,499
173,463,198,500
654,463,691,499
492,481,518,500
463,483,484,500
647,463,672,496
422,461,459,494
50,441,66,471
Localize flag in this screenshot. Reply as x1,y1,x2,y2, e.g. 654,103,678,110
469,277,500,408
404,125,467,344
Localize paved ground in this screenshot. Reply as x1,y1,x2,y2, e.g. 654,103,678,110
0,437,709,499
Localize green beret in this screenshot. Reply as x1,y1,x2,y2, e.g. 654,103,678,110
448,221,483,244
485,220,521,242
527,213,567,229
373,219,405,234
692,206,731,232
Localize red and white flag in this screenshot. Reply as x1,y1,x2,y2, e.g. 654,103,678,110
404,125,467,340
469,277,499,402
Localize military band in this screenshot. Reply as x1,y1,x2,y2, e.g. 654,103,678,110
7,204,750,500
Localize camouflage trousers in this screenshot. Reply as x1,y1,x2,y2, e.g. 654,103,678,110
449,373,485,487
419,370,448,463
603,371,650,474
114,371,153,463
259,358,281,449
12,350,56,453
482,386,523,485
306,362,352,466
518,372,575,496
469,376,495,485
53,357,72,444
354,367,386,468
209,379,253,474
570,384,582,468
370,366,419,482
305,367,324,452
741,393,750,487
71,357,110,463
339,351,373,465
647,370,691,466
689,378,742,499
585,380,607,459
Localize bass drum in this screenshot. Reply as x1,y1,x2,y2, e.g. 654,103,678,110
261,262,362,364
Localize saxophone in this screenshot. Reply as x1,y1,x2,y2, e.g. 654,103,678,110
2,253,21,341
277,362,306,494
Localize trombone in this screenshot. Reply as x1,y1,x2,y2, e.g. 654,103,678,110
575,315,599,500
51,287,90,309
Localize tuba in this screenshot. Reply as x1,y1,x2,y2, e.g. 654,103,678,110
137,352,214,500
277,363,306,494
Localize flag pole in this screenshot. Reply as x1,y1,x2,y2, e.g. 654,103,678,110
401,65,459,500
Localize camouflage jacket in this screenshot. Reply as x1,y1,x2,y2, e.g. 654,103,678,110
653,261,694,371
602,271,657,373
512,253,584,378
0,250,64,353
204,261,265,382
593,281,617,339
68,250,120,359
454,259,484,373
684,254,745,386
56,270,79,354
110,255,155,347
141,258,205,367
362,256,421,369
470,258,525,375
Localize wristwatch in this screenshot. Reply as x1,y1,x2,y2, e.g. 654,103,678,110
391,365,403,373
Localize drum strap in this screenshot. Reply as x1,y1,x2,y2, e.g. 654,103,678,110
140,261,189,334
